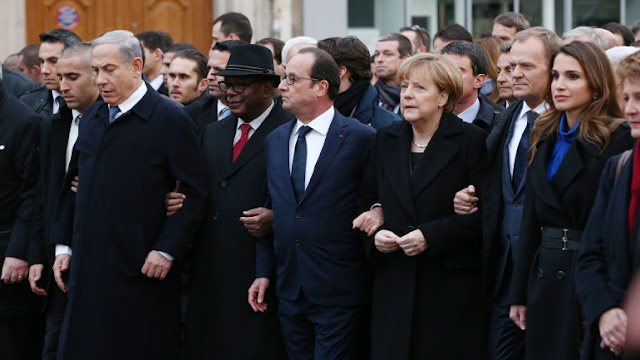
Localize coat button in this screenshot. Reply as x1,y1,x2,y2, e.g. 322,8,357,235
537,269,544,278
295,239,301,246
512,201,519,207
213,213,219,220
295,213,301,219
556,271,565,280
0,144,4,150
220,180,227,187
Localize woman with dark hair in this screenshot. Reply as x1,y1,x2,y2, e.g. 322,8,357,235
474,36,503,103
508,41,634,360
360,52,486,359
575,52,640,359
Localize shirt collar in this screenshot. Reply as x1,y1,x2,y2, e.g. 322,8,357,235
217,99,228,114
457,98,481,123
109,81,147,114
236,100,274,131
52,90,62,100
293,106,335,136
71,109,81,121
149,75,164,90
520,101,549,119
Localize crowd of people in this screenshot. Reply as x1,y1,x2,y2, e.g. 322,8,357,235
2,8,640,360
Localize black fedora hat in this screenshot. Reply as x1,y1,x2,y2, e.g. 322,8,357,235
213,44,280,86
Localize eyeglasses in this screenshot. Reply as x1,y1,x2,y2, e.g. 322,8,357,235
218,80,258,93
280,73,320,85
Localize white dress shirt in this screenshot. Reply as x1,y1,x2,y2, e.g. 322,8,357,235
52,90,62,114
457,98,481,124
508,101,548,176
65,110,81,172
149,75,164,91
233,100,274,145
56,81,174,261
288,106,335,189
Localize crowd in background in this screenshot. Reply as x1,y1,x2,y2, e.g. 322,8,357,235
2,9,640,360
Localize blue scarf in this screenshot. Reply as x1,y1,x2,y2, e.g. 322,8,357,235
546,113,581,181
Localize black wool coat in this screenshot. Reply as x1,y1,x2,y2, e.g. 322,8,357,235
183,100,291,360
361,115,487,359
509,124,634,360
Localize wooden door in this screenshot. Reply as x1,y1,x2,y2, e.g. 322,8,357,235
26,0,213,55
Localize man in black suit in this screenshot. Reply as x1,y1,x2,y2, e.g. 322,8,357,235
441,41,504,132
184,40,245,132
28,42,99,360
50,30,206,359
166,49,209,106
19,29,82,118
0,63,43,360
453,27,561,360
136,31,169,95
171,43,290,360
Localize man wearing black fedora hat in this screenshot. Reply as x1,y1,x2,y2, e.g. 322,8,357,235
176,44,291,359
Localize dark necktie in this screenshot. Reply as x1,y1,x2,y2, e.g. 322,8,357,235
291,125,312,202
512,110,538,190
108,106,120,123
55,96,66,114
232,123,252,163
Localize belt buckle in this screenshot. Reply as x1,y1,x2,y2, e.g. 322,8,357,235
562,228,568,251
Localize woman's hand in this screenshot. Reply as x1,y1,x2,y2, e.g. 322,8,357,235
509,305,527,330
599,307,627,356
453,185,478,215
397,229,427,256
374,230,400,253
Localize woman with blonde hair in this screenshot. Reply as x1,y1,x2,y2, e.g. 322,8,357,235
360,52,487,359
509,41,634,360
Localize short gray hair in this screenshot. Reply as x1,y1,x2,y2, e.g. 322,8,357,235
91,30,142,66
562,26,608,50
282,36,317,66
606,46,640,65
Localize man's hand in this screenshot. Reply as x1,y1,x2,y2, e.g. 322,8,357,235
248,277,270,313
1,257,29,284
53,254,71,293
29,264,47,296
453,185,478,215
374,230,401,253
239,207,273,237
165,180,185,216
509,305,527,330
353,206,384,236
141,250,173,280
71,176,79,193
397,229,427,256
599,307,627,355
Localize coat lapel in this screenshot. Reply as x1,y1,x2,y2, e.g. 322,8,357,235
213,116,237,177
529,138,565,213
277,119,298,205
380,121,415,219
411,114,462,197
550,140,592,197
300,113,346,204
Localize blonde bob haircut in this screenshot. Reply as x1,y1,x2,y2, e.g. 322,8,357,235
396,53,463,114
617,52,640,83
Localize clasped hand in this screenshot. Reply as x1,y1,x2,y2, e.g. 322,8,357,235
374,229,427,256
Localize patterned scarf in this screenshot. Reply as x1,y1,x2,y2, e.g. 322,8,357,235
375,79,401,112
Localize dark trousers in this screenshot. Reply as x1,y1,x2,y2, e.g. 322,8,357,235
43,284,68,360
487,299,525,360
279,291,360,360
0,314,44,360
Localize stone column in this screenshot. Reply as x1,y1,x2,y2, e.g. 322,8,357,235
0,0,27,61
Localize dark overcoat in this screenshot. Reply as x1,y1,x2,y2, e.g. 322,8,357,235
509,124,634,360
183,100,291,359
361,115,487,359
576,142,640,360
51,83,207,360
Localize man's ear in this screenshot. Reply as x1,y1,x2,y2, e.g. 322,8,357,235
229,33,240,41
198,78,208,93
338,66,348,80
316,79,329,98
132,57,144,77
473,74,486,90
153,48,163,61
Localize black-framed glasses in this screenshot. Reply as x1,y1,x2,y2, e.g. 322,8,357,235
218,80,258,93
280,73,320,85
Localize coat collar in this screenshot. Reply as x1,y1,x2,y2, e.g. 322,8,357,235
474,95,498,129
486,100,523,161
125,82,160,122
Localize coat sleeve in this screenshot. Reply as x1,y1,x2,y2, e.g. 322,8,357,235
255,136,275,279
49,145,79,248
153,110,207,261
509,171,541,305
28,123,47,265
5,113,40,261
417,131,486,259
575,157,621,326
358,131,383,259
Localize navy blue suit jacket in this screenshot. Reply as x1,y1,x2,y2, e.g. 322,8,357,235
259,110,375,307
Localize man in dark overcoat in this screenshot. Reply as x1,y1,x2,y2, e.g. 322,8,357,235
50,30,206,360
178,43,290,360
0,65,43,360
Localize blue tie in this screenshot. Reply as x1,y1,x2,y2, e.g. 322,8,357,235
75,114,82,125
108,106,120,123
512,110,538,190
291,125,312,202
219,107,231,120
